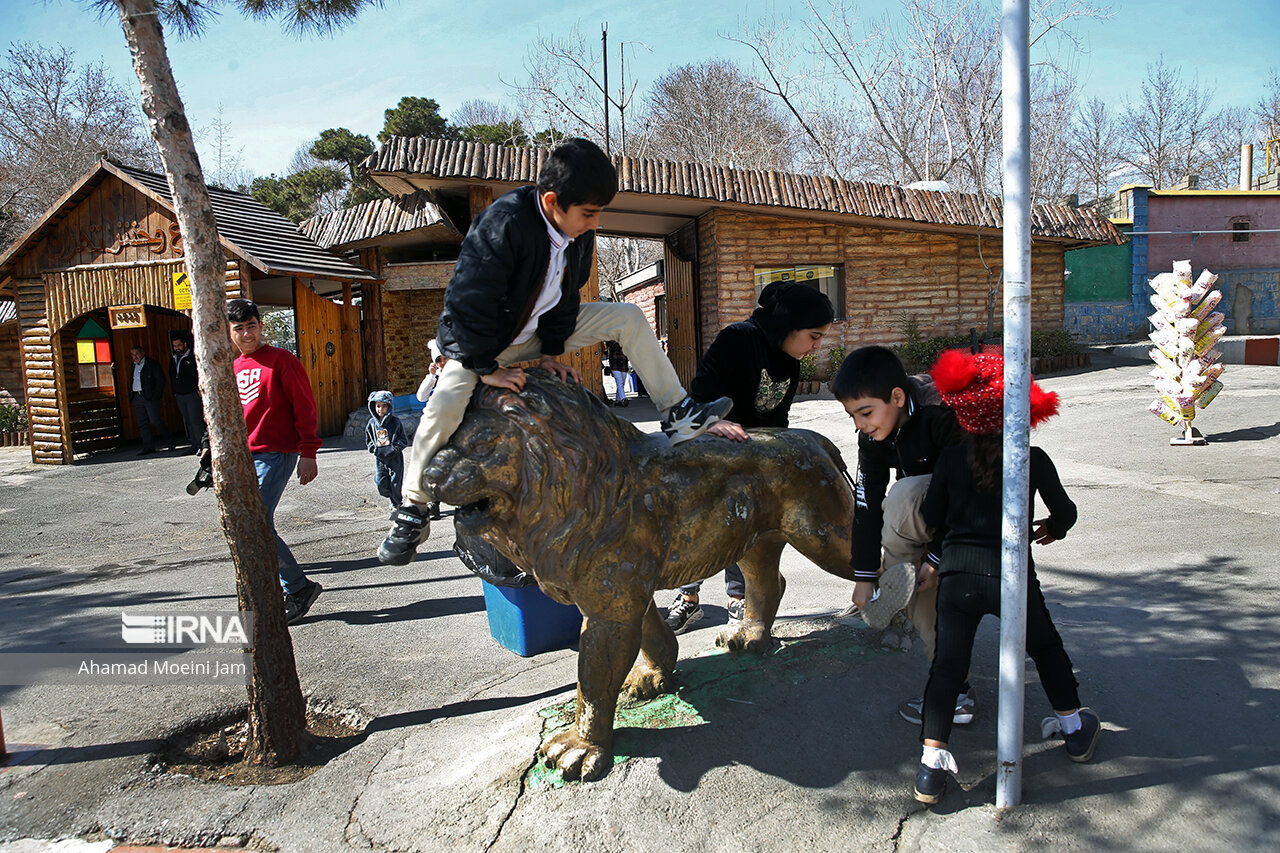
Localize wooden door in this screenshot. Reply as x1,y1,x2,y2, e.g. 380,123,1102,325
663,244,699,388
294,281,363,436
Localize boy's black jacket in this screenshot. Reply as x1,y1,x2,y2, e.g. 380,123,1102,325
436,185,596,374
851,378,966,581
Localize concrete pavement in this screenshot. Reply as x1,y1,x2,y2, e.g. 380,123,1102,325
2,353,1279,851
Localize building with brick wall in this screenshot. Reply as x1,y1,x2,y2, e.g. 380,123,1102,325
1066,171,1280,342
616,262,666,344
307,139,1122,394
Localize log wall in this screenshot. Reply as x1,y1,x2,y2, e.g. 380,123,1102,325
45,259,186,334
14,278,65,464
697,210,1067,375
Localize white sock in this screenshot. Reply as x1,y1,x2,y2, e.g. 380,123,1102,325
955,692,970,705
1056,710,1082,735
921,745,958,773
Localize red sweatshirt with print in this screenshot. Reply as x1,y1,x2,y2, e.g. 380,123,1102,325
234,344,321,458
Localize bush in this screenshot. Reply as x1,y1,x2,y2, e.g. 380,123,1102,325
798,353,817,382
825,343,846,380
892,314,1078,372
1030,329,1079,359
0,401,27,433
893,314,971,374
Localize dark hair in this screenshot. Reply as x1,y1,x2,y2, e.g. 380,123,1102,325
966,432,1003,494
831,345,909,402
536,138,617,209
226,298,260,323
751,281,835,349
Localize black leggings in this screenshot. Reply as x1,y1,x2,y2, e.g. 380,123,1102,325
922,570,1080,744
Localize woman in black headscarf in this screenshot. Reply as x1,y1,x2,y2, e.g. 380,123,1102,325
663,280,836,634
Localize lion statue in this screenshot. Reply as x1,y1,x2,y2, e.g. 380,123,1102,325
424,370,857,781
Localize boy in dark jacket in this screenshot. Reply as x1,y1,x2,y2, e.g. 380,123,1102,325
832,345,972,724
378,138,730,566
365,390,409,509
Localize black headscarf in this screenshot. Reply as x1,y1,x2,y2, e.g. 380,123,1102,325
750,281,835,349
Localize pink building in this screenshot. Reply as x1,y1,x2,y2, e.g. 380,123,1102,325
1144,186,1280,333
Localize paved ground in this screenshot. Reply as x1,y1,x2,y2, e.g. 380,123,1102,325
2,352,1279,852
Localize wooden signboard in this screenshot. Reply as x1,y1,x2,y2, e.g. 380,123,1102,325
108,304,147,329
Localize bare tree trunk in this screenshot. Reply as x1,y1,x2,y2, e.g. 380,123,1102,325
113,0,306,766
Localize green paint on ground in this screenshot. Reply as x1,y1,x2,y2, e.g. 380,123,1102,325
526,619,903,788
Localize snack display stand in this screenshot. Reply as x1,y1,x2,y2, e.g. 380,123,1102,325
1147,260,1225,446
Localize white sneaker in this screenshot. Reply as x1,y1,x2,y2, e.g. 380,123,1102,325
860,562,915,630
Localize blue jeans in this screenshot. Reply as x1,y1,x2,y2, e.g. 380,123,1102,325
253,452,307,594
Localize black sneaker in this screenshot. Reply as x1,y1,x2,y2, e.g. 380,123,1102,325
283,580,322,624
661,396,733,446
1063,708,1101,762
664,595,705,634
898,695,976,726
378,504,429,566
913,763,948,804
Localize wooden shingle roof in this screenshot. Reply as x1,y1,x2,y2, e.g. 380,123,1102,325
113,163,378,281
300,190,461,250
363,138,1125,246
0,160,377,282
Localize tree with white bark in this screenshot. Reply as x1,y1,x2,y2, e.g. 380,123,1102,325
1118,58,1219,189
0,42,157,244
735,0,1102,200
640,58,794,171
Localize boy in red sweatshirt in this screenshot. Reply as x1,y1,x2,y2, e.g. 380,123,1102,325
227,298,323,624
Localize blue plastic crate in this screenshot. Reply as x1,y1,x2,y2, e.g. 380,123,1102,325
480,580,582,657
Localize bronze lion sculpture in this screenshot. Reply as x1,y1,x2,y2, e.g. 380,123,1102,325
423,370,857,781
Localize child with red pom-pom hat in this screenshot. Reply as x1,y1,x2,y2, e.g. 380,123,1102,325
912,348,1100,805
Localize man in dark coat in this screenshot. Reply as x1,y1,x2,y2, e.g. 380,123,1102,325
129,345,172,455
169,329,204,452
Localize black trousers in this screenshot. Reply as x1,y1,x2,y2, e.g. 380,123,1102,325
173,391,205,445
132,394,170,451
922,569,1080,744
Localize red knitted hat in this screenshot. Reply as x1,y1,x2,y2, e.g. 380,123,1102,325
931,349,1059,434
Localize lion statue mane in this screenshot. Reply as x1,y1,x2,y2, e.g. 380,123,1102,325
424,370,857,781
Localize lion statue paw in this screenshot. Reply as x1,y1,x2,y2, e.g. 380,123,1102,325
622,661,673,700
715,622,772,653
541,729,612,781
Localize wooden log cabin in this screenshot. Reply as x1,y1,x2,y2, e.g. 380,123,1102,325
0,159,378,465
306,139,1125,401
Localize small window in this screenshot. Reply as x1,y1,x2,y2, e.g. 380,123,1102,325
1232,221,1251,242
75,318,114,389
654,295,668,338
753,265,846,321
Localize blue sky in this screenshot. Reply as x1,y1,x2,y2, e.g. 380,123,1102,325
4,0,1277,177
